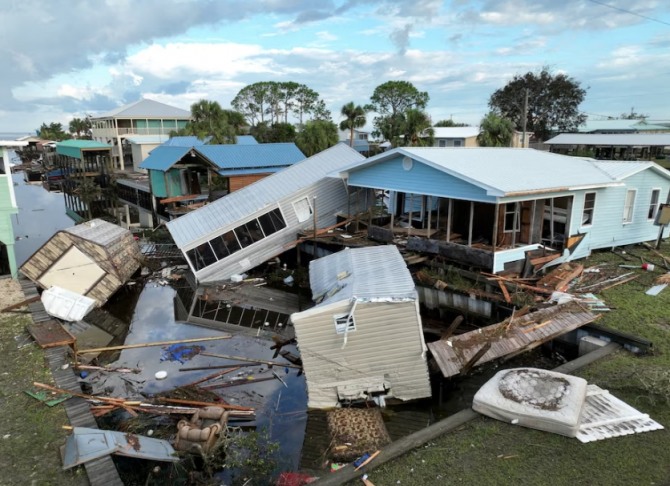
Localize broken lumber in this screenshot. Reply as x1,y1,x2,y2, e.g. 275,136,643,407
441,315,464,340
77,335,231,354
182,367,241,387
201,352,303,369
156,397,254,412
499,281,512,304
1,295,41,313
459,342,492,376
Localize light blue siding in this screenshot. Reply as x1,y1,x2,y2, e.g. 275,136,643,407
569,169,670,259
348,156,496,203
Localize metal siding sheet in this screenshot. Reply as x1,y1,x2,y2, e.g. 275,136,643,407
139,146,190,170
198,143,304,170
167,143,364,249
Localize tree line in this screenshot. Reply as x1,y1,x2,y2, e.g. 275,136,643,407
37,67,609,154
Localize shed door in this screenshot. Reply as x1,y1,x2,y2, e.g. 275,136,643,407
38,246,106,296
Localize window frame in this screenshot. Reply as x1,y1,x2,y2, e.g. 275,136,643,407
648,188,661,221
503,202,520,233
334,313,356,334
623,189,637,224
582,192,596,227
292,197,313,223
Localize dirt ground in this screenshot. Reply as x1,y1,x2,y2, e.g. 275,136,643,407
0,278,89,486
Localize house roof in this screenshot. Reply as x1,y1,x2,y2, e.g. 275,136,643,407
591,160,670,181
197,143,305,171
139,146,192,170
577,119,668,133
236,135,259,145
91,98,191,120
56,140,112,159
431,126,480,139
340,147,621,197
545,133,670,146
167,143,365,249
63,219,130,247
308,246,417,308
162,136,210,147
126,135,169,145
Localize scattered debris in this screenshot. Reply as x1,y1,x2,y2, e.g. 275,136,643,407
174,406,229,454
41,286,96,322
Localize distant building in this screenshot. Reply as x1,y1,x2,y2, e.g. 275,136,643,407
427,127,532,148
90,98,191,170
338,129,370,154
0,140,28,277
576,119,670,134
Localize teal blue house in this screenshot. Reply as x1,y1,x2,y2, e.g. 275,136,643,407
338,147,670,273
0,141,28,277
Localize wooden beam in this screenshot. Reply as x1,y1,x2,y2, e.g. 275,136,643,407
468,201,474,246
459,341,491,376
201,351,303,369
77,335,231,354
156,397,254,412
1,295,41,313
440,315,464,340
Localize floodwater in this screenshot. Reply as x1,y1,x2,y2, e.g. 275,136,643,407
11,172,73,265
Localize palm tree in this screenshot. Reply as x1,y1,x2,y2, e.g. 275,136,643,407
187,99,236,144
69,117,91,139
477,112,514,147
75,177,101,220
339,102,367,148
402,109,433,147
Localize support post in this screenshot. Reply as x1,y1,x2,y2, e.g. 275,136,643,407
468,201,474,246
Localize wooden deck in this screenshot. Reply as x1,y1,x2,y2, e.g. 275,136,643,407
428,301,599,378
20,278,124,486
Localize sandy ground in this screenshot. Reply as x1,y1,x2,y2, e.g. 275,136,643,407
0,277,25,314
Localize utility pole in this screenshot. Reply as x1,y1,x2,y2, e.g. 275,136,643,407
521,88,529,148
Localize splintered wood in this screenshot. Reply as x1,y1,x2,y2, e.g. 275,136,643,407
427,301,599,379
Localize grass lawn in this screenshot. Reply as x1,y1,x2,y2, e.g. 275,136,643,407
0,311,88,486
360,242,670,486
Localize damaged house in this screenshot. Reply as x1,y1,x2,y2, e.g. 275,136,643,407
290,245,432,409
337,147,670,273
166,143,365,283
20,219,141,306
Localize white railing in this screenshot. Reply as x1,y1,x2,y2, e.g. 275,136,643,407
91,127,179,138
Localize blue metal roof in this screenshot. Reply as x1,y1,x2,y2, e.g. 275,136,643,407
162,136,210,147
139,146,191,170
217,167,283,177
236,135,259,145
197,143,305,170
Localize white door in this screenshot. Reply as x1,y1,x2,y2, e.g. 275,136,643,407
39,246,106,296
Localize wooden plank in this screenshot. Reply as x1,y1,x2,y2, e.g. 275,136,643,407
77,335,231,354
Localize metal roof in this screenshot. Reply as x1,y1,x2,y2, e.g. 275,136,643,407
163,136,210,147
139,146,191,170
125,135,168,145
217,167,283,177
167,143,365,248
91,98,191,119
342,147,619,197
56,140,112,159
591,160,670,181
545,133,670,146
236,135,259,145
431,126,480,139
308,246,417,307
64,219,129,247
577,119,668,133
198,143,305,170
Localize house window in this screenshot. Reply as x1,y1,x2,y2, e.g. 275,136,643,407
504,203,520,232
334,313,356,334
186,242,217,271
438,140,446,147
623,189,636,224
648,189,661,220
453,140,462,147
293,197,313,223
582,192,596,226
258,208,286,236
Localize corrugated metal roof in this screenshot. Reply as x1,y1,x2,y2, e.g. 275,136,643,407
139,146,191,170
577,119,668,132
546,133,670,146
431,126,480,139
591,161,656,180
167,143,365,249
236,135,259,145
64,219,129,247
343,147,618,197
91,98,191,119
197,143,305,170
57,140,112,150
309,246,417,306
163,136,210,147
217,167,282,177
125,135,168,145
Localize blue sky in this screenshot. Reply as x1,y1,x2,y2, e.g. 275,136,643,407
3,0,670,134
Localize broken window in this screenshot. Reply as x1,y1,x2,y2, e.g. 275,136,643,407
258,208,286,236
334,313,356,334
504,203,520,232
582,192,596,226
293,197,313,223
648,189,661,220
234,225,254,248
186,242,216,271
623,189,636,224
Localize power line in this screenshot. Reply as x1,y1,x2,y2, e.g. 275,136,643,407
586,0,670,27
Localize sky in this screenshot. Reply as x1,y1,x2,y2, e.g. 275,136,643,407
3,0,670,134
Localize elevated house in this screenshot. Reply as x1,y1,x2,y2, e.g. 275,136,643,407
290,245,431,409
90,98,191,170
545,133,670,160
0,140,28,277
575,119,670,134
20,219,141,306
166,143,366,283
428,127,532,148
138,142,306,219
338,129,370,155
336,147,670,273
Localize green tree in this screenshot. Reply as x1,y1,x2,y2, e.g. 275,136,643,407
369,80,429,146
250,122,296,143
339,102,368,147
434,119,470,127
401,109,434,147
75,177,101,220
477,112,515,147
185,99,237,144
68,117,92,139
37,122,68,141
293,85,319,126
296,119,338,156
488,66,587,141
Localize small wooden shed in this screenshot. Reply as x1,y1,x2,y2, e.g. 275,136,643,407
291,245,432,409
20,219,141,306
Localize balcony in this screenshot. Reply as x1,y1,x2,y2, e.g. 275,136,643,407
91,127,181,138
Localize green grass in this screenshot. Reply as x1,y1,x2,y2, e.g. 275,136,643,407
0,313,88,486
357,242,670,486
